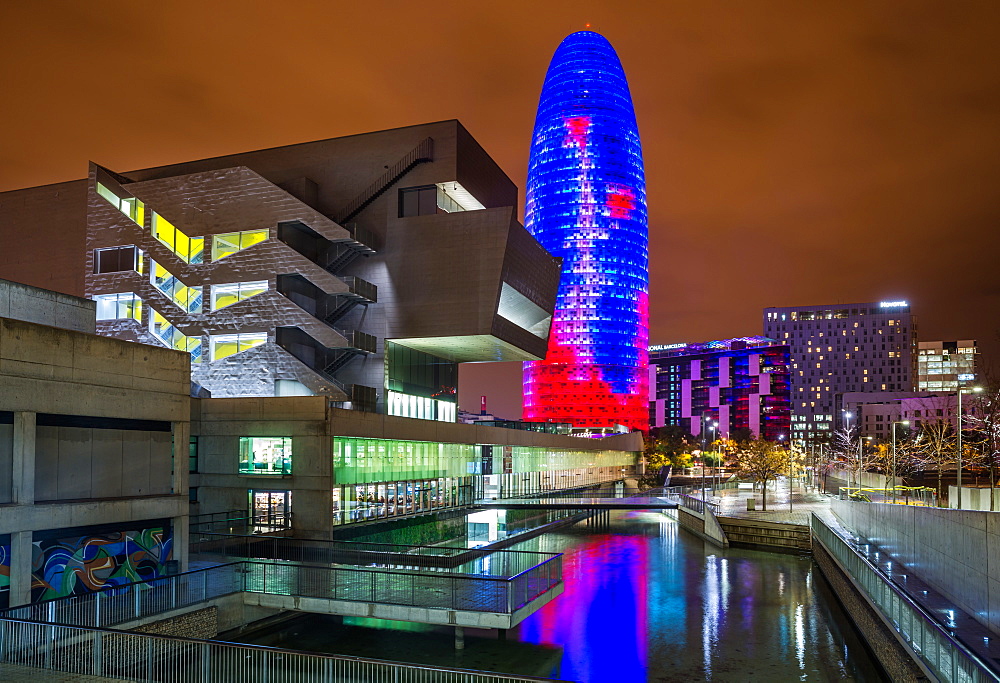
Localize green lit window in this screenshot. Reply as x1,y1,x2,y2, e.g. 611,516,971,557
211,229,269,261
211,332,266,360
211,281,268,310
96,182,144,226
240,437,291,475
94,292,142,322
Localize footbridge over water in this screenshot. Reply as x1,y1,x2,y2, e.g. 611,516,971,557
476,488,679,511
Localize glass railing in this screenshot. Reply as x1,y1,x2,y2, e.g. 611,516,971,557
151,260,202,313
149,308,202,362
811,513,999,682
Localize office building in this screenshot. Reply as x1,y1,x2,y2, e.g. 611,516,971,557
0,121,561,419
917,340,978,392
648,337,790,442
764,301,916,445
0,279,190,608
522,30,649,433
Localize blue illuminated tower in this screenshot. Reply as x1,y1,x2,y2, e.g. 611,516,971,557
522,30,649,432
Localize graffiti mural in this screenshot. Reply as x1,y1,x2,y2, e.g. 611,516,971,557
0,535,10,609
31,524,172,601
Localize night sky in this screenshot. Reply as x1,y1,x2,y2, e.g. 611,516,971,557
2,1,998,419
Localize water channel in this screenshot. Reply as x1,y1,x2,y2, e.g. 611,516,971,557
225,510,885,681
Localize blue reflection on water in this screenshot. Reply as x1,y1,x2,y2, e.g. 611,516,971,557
511,512,878,682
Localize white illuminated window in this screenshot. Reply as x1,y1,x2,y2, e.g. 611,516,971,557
95,292,142,322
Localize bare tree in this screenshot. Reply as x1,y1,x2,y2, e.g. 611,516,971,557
968,378,1000,510
912,416,955,506
734,438,788,511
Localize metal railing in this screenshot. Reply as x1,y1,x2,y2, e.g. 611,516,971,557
0,617,565,682
837,486,937,507
5,555,563,628
191,532,559,577
811,513,1000,682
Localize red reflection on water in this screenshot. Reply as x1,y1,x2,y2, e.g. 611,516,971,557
516,533,648,682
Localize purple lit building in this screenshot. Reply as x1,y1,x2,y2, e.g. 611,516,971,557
648,337,791,442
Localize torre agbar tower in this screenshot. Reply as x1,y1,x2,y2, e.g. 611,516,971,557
522,31,649,432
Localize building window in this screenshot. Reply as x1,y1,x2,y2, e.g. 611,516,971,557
211,230,269,261
189,487,199,503
250,490,291,530
151,261,202,313
239,437,292,475
211,281,268,310
399,185,438,217
96,182,144,226
151,212,204,263
94,245,141,274
211,332,267,360
189,436,199,473
94,292,142,322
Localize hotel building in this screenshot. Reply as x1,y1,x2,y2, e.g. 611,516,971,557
763,301,917,445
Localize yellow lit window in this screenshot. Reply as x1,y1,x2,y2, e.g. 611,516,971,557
211,332,266,360
96,182,144,226
211,229,269,261
211,281,268,311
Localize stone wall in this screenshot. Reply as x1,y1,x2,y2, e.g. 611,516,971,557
132,606,218,640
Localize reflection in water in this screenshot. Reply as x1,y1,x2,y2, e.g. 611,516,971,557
509,511,882,682
229,511,883,682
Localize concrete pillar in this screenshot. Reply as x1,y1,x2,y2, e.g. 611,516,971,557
12,411,35,505
9,530,32,607
454,626,464,650
171,421,190,571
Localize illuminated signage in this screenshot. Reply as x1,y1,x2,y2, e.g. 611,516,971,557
958,374,975,382
649,343,685,351
879,301,908,308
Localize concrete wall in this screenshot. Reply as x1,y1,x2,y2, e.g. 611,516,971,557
831,499,1000,636
0,312,192,606
948,486,1000,511
0,278,95,333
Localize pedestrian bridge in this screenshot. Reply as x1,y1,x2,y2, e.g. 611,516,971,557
477,492,679,510
5,554,562,632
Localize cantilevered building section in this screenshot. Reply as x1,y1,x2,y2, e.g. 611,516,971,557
522,31,649,433
0,121,561,416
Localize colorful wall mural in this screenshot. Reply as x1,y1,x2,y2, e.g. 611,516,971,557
31,522,172,601
0,535,10,609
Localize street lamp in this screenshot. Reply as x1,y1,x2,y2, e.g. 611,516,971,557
708,421,717,497
891,420,909,503
956,386,983,509
843,411,854,489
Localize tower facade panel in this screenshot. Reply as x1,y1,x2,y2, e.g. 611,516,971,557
522,31,649,432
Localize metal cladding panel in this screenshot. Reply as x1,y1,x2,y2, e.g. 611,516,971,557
522,31,649,433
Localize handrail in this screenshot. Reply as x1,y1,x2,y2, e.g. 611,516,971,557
335,137,434,224
0,614,566,683
811,513,1000,681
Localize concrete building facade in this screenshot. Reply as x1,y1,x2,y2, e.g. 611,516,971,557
764,301,917,445
0,280,190,608
647,337,790,442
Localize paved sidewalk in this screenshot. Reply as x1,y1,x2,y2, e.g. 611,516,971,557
702,482,837,526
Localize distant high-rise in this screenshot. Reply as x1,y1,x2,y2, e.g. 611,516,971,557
763,301,917,444
522,31,649,432
917,340,978,392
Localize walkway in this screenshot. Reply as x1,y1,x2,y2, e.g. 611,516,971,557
705,482,837,526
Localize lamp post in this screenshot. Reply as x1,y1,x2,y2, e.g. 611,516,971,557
891,420,909,503
956,386,983,509
708,420,717,497
843,411,854,490
778,434,791,511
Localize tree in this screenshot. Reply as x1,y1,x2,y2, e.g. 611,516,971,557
644,425,697,483
968,378,1000,509
734,438,788,511
912,416,955,505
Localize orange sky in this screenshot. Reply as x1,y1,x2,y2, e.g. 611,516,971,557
2,1,998,419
